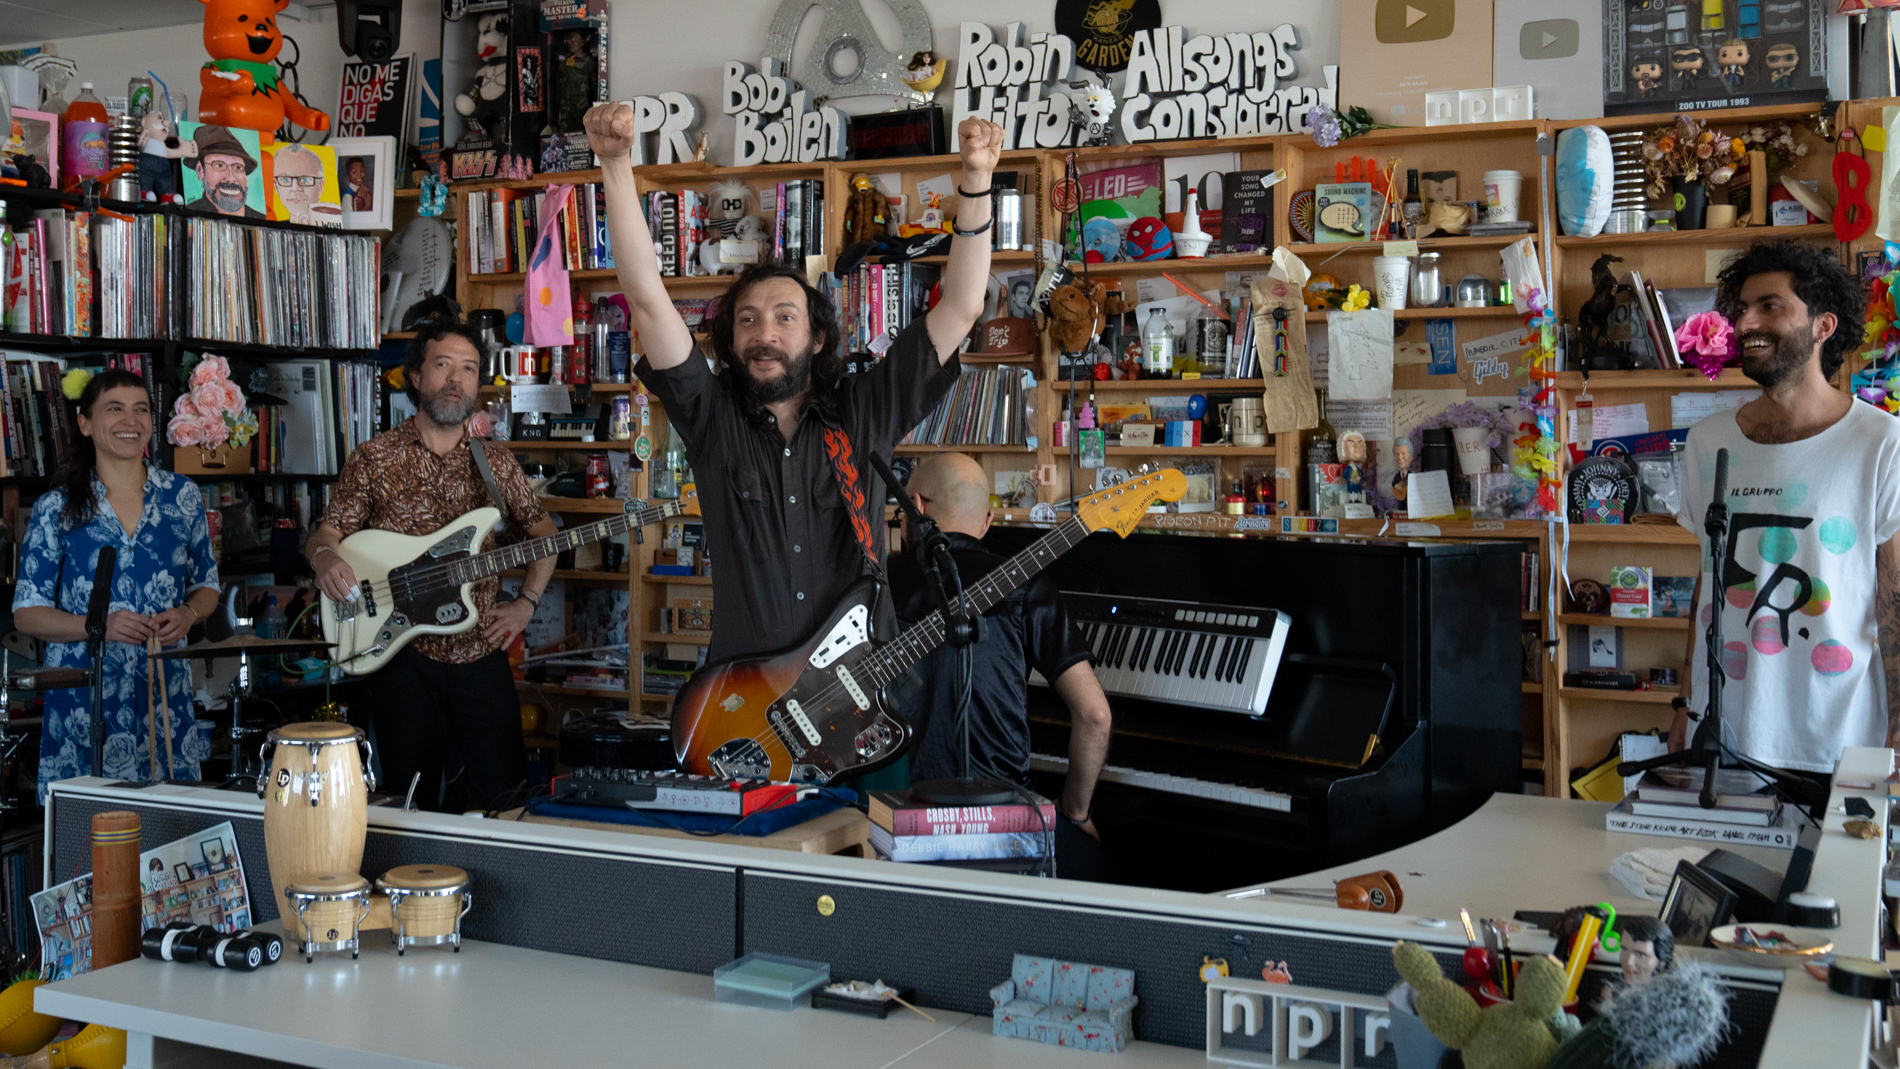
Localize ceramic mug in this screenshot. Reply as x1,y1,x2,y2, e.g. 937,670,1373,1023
1229,399,1267,447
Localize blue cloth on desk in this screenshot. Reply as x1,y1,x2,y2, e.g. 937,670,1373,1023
525,789,857,837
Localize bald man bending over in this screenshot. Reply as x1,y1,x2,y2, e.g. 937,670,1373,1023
888,453,1113,865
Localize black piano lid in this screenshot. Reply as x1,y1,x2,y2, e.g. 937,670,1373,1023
1259,653,1397,769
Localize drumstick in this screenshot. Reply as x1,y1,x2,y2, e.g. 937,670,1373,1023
144,637,163,783
889,994,934,1022
154,636,176,781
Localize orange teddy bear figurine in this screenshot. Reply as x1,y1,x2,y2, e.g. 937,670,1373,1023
197,0,331,134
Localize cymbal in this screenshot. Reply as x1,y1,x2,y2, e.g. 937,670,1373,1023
154,635,336,660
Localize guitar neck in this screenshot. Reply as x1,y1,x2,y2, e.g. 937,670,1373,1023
863,517,1091,688
452,500,680,584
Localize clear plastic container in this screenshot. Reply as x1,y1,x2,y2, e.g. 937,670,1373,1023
713,952,830,1011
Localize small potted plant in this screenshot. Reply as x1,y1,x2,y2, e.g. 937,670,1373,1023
167,355,259,473
1642,114,1738,230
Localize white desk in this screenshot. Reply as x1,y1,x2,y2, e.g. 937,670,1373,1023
35,934,1207,1069
1227,747,1894,1068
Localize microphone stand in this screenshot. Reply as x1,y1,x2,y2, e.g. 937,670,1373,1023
864,452,1015,807
84,547,116,779
1617,448,1828,820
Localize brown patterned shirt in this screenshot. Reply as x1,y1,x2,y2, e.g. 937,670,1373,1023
325,418,550,664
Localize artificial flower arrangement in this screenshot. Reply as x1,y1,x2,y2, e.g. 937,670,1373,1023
1641,114,1741,198
1673,311,1738,381
1854,261,1900,412
1305,104,1401,148
166,355,258,464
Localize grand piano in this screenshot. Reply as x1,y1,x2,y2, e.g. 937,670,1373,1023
983,524,1525,892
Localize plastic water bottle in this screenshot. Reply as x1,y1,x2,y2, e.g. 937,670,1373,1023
257,595,286,640
1142,308,1173,378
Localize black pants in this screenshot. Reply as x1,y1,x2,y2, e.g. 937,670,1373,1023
369,647,523,813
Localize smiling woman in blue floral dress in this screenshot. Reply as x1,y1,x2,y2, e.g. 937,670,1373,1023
13,369,219,800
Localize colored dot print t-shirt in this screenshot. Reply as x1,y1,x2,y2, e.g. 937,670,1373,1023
1679,402,1900,772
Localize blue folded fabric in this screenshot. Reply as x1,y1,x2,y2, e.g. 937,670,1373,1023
525,788,857,837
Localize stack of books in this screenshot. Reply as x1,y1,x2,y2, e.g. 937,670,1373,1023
1605,771,1800,848
867,790,1055,871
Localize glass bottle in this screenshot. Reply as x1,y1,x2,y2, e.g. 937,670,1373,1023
1141,308,1174,378
568,293,593,385
1224,482,1245,515
1302,389,1339,513
1402,169,1423,239
257,595,287,640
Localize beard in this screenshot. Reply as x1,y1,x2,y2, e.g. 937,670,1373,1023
737,342,813,405
209,179,248,213
419,382,477,427
1738,319,1814,388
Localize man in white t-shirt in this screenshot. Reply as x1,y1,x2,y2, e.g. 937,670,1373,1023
1669,239,1900,775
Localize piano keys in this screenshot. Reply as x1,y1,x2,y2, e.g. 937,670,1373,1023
1059,593,1289,715
987,524,1524,892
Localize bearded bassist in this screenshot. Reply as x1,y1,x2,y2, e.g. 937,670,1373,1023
306,321,556,813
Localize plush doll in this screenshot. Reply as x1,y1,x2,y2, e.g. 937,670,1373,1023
453,12,512,144
1543,963,1726,1069
1067,83,1114,147
197,0,331,134
137,107,196,203
1392,941,1575,1069
1049,282,1105,355
843,174,888,245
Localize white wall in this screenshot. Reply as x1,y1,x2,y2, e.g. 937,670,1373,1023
3,0,441,133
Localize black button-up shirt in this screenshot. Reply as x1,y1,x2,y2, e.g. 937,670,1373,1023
888,532,1094,786
638,318,958,662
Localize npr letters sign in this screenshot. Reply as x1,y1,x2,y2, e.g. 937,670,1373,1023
1119,24,1338,143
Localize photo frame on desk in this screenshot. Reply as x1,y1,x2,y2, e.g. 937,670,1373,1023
1661,859,1737,948
329,135,396,231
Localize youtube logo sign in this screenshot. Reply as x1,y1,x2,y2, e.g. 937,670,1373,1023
1376,0,1455,43
1519,18,1579,60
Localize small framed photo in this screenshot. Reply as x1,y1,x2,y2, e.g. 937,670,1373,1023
199,837,227,872
1661,859,1737,949
329,134,397,231
173,863,193,885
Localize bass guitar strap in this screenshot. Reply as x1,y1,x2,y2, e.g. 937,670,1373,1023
467,436,519,542
820,425,882,575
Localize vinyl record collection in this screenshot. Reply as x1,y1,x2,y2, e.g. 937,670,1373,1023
902,365,1033,447
0,352,74,478
185,219,380,350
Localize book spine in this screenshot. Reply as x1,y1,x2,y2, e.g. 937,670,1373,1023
879,829,1046,862
1604,811,1797,849
886,804,1058,836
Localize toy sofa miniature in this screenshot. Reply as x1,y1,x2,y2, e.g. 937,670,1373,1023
989,953,1138,1053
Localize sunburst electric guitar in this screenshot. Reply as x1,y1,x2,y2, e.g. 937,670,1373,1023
319,489,699,674
672,468,1186,782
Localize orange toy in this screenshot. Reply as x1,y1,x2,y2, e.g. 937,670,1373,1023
197,0,331,134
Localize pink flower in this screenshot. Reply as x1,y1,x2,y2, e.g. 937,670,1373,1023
188,355,231,390
173,394,201,419
468,410,496,438
168,412,213,447
1675,311,1737,381
217,380,245,413
190,383,230,419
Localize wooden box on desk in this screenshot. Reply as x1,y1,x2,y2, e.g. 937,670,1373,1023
171,442,253,475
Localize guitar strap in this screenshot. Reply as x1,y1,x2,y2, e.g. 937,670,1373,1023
467,437,519,542
820,425,881,574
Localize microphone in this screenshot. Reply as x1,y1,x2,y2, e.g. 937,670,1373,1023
85,546,116,648
1712,447,1729,502
1706,447,1730,540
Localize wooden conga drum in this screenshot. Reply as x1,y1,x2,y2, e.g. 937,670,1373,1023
258,723,374,932
283,873,371,961
375,864,472,955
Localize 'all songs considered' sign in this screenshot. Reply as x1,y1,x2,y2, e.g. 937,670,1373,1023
1118,25,1336,143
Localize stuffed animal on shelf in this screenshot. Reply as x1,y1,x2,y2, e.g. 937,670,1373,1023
843,174,887,245
136,106,196,202
1392,940,1573,1069
1048,281,1105,355
453,12,512,145
197,0,331,134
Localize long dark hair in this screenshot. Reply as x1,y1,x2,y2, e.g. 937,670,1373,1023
706,263,847,429
53,368,151,530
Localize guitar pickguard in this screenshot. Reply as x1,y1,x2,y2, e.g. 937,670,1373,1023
808,604,870,669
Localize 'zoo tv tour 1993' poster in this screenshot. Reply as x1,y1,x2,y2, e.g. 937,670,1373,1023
1604,0,1827,116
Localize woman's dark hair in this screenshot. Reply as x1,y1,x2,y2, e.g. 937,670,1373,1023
404,319,490,406
1714,239,1866,381
54,368,151,530
706,263,847,429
